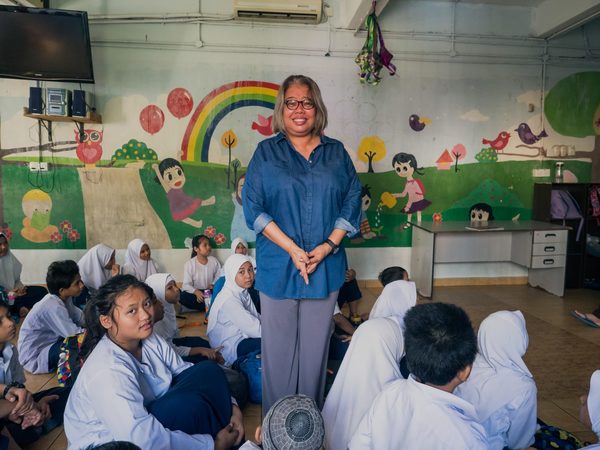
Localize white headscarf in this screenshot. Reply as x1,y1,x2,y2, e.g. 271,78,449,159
589,370,600,439
206,254,256,336
78,243,115,290
0,233,22,291
477,310,532,378
322,317,404,450
124,239,159,281
230,237,256,269
369,280,417,327
145,273,178,341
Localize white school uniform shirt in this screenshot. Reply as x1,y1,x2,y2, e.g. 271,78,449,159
455,310,536,450
182,255,221,293
323,317,404,450
368,280,417,328
207,254,260,366
0,342,26,385
122,239,159,281
349,376,489,450
582,370,600,448
64,333,214,450
17,293,84,374
78,244,114,290
146,273,192,357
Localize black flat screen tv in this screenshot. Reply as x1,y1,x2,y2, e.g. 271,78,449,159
0,6,94,83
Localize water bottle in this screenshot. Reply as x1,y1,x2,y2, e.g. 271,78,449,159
7,292,15,306
203,289,213,309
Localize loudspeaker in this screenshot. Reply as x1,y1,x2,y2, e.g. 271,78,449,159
72,90,90,117
28,87,44,114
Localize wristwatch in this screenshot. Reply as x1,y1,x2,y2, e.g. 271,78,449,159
1,381,25,399
324,238,340,255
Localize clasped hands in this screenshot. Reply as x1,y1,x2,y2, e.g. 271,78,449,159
288,243,331,285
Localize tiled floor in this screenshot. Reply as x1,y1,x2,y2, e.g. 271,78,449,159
23,284,600,449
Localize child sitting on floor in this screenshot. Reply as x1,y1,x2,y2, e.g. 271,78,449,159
63,275,242,450
75,243,120,307
18,260,85,374
181,235,222,312
580,370,600,449
122,239,159,282
207,255,261,367
349,302,488,449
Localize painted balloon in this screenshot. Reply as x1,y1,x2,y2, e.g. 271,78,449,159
167,88,194,119
140,105,165,135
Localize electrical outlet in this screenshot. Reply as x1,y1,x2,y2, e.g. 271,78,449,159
28,162,39,171
532,168,550,177
39,162,49,171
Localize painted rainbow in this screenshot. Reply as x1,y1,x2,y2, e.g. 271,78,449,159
181,80,280,163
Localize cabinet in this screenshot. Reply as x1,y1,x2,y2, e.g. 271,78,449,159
533,183,600,289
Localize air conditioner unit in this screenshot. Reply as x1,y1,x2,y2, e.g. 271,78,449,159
234,0,322,24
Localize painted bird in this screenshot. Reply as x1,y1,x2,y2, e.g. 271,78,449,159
515,123,547,145
482,131,511,151
251,114,273,136
409,114,431,132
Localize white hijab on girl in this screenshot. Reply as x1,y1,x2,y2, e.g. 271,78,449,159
0,232,23,291
369,280,417,328
145,273,178,342
230,237,256,269
78,244,115,290
322,317,404,450
124,239,159,281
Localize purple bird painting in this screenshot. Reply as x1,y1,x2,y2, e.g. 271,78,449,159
409,114,431,132
515,123,548,145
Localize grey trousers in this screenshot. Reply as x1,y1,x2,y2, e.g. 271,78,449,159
260,290,338,414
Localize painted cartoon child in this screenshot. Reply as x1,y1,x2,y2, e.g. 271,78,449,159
230,175,256,243
469,203,495,223
359,185,376,240
391,152,431,227
153,158,215,228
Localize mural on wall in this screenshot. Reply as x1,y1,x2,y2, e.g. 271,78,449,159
0,72,598,251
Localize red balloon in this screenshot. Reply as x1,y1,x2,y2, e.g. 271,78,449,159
140,105,165,135
167,88,194,119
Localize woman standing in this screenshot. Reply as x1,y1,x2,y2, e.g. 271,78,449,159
243,75,361,412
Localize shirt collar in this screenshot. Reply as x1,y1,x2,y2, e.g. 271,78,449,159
275,132,334,145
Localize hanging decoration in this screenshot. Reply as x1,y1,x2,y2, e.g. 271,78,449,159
355,1,396,85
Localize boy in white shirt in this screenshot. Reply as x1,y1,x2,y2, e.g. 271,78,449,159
18,260,85,374
349,302,489,450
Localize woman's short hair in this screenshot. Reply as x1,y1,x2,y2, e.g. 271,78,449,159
272,75,328,137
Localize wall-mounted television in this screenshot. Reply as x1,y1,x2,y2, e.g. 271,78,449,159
0,6,94,83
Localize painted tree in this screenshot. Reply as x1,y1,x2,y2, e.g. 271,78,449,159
545,71,600,181
451,143,467,172
358,136,387,173
231,159,241,190
221,129,237,188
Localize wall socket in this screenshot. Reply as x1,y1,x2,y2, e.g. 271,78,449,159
29,162,49,172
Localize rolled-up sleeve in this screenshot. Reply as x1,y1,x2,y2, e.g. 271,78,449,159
335,153,362,237
243,151,273,234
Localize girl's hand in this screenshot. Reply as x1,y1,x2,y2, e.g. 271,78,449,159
6,386,34,417
199,346,224,364
20,407,44,429
288,245,310,285
306,243,330,275
230,404,244,446
194,290,205,303
37,395,58,422
214,423,239,450
345,269,356,282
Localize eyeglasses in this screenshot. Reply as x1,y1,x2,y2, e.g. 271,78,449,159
284,98,315,110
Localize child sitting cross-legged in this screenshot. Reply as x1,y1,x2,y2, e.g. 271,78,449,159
63,275,243,450
18,260,85,374
0,300,70,448
349,302,489,449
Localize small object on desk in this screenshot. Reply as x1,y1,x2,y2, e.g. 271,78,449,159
432,212,443,223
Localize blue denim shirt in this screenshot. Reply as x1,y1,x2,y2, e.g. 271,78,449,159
243,133,362,300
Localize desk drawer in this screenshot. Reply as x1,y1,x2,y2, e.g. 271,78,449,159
532,242,566,256
531,255,566,268
533,230,568,244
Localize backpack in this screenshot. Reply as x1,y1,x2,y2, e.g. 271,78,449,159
534,419,587,449
233,350,262,404
550,189,584,241
56,332,86,388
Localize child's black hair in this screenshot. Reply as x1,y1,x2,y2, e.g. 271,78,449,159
469,203,495,221
403,302,477,386
378,266,408,286
191,234,210,258
80,275,153,361
361,184,372,199
46,260,81,296
87,442,142,450
391,152,425,176
0,300,8,312
154,158,184,184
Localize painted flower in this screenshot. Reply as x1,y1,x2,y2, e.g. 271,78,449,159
204,226,216,238
432,212,443,223
60,220,73,233
1,227,12,240
214,233,226,245
68,229,81,242
50,231,63,243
